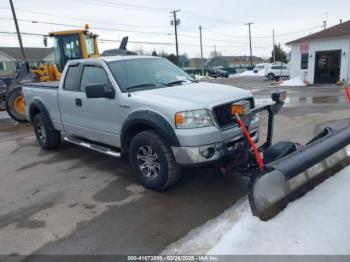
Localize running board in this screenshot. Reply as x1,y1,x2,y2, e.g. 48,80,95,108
63,136,121,158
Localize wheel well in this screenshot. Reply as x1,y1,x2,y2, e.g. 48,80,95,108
29,105,41,121
123,123,155,152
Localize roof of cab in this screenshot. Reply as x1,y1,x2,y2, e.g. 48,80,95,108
65,55,161,66
100,55,160,62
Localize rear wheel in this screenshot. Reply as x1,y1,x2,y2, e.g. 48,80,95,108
6,86,28,122
267,73,275,81
129,130,181,190
33,113,61,150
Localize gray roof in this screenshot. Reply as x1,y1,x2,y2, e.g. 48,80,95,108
287,20,350,45
189,58,207,62
217,56,265,63
178,55,189,62
0,47,54,61
205,56,266,67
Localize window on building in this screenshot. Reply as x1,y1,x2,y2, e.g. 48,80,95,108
301,53,309,69
0,62,5,71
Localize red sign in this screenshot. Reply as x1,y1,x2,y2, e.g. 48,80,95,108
300,42,309,54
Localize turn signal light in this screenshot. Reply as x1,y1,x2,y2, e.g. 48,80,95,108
232,100,250,115
175,113,184,125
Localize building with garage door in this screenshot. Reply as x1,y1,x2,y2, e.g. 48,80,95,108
287,20,350,84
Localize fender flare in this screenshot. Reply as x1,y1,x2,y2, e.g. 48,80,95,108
29,99,53,126
121,110,180,152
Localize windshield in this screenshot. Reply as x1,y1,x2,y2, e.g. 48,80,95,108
108,58,194,92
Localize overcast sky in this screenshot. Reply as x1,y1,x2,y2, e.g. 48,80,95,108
1,0,350,58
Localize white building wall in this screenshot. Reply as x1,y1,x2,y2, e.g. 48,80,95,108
289,37,350,84
290,43,308,80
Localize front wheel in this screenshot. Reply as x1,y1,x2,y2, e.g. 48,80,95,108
129,130,181,191
6,86,28,122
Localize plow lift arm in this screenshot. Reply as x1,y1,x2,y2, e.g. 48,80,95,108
235,91,350,221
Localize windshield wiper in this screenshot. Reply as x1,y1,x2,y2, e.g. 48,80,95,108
164,79,197,86
126,83,160,90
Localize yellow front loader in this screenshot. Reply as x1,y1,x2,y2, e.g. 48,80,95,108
2,25,99,122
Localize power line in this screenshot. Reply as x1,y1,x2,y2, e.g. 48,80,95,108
0,6,322,40
0,6,171,29
0,31,268,49
1,16,273,48
0,17,173,36
182,11,240,25
204,26,322,39
72,0,170,12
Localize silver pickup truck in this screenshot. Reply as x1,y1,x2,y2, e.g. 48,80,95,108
23,56,259,190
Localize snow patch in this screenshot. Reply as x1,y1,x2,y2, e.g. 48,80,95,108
229,70,265,78
163,165,350,255
194,75,211,81
277,77,307,87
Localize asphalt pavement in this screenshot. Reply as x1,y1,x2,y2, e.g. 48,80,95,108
0,76,349,257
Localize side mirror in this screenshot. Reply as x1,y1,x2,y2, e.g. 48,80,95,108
271,90,287,103
85,83,115,99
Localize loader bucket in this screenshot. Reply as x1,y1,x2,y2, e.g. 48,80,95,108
249,125,350,221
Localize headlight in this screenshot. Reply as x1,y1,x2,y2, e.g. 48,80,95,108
175,109,213,129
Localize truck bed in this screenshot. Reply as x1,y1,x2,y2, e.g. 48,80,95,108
26,81,59,89
22,81,61,128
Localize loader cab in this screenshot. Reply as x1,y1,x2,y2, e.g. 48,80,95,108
50,26,99,72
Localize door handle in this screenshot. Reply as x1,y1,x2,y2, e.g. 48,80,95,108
75,98,82,107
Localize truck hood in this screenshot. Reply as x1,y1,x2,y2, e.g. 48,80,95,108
134,82,252,109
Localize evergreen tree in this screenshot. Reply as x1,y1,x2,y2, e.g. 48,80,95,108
270,44,288,63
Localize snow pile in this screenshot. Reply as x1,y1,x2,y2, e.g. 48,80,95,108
278,77,306,87
194,74,210,81
0,112,10,120
230,70,265,77
163,165,350,255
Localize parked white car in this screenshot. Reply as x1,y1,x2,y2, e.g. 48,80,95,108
265,63,290,80
253,63,271,74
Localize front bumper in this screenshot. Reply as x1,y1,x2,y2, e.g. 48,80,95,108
172,128,259,166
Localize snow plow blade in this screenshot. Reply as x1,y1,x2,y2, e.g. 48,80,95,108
249,125,350,221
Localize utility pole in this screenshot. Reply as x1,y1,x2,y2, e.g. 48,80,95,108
170,10,180,65
199,26,204,75
9,0,27,62
323,12,328,30
214,45,217,68
245,22,254,68
273,28,276,63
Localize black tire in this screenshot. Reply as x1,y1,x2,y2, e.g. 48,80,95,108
6,86,28,123
33,113,61,150
128,130,181,191
267,73,275,81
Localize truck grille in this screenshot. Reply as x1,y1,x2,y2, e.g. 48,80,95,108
212,98,254,128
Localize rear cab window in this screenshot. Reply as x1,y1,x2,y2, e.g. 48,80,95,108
63,65,80,91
